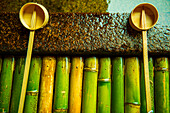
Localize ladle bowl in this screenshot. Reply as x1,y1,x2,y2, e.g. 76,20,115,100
129,3,159,31
19,2,49,30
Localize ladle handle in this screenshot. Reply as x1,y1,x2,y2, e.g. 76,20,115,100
141,8,152,113
18,8,36,113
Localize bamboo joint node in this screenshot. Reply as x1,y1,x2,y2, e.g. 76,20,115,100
84,67,98,72
26,91,39,96
98,78,111,82
155,67,169,71
0,108,8,113
53,109,68,112
125,102,141,106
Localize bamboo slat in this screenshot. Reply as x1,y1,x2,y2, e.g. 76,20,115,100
0,57,15,112
155,57,169,113
38,57,56,113
69,57,84,113
169,58,170,113
125,104,140,113
125,57,140,113
111,57,124,113
53,57,70,113
82,57,98,113
10,57,25,113
0,57,2,75
149,58,154,112
98,57,111,113
24,57,42,113
140,58,154,113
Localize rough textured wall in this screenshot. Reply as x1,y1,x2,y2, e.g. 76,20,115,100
0,12,169,56
0,0,169,56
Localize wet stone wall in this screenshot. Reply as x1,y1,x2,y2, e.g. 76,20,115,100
0,12,169,56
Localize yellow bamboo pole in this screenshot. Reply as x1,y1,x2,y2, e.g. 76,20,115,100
69,57,84,113
38,57,56,113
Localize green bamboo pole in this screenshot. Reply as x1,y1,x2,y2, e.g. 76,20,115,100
10,57,25,113
97,57,111,113
38,56,56,113
82,57,98,113
24,57,42,113
140,59,146,113
169,58,170,113
140,57,155,113
111,57,124,113
0,57,2,74
125,57,140,113
0,57,15,112
53,57,70,113
149,58,154,112
155,57,169,113
69,57,84,113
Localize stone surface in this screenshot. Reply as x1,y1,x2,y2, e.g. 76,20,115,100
0,12,169,56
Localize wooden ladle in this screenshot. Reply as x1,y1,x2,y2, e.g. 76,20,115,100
129,3,158,113
18,2,49,113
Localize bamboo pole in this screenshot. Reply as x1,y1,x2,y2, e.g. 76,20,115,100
0,57,15,113
140,57,155,113
82,57,98,113
10,57,25,113
98,57,111,113
24,57,42,113
169,58,170,113
69,57,84,113
140,59,146,113
0,57,2,74
53,57,70,113
111,57,124,113
125,57,140,113
149,58,154,112
38,56,56,113
155,57,169,113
